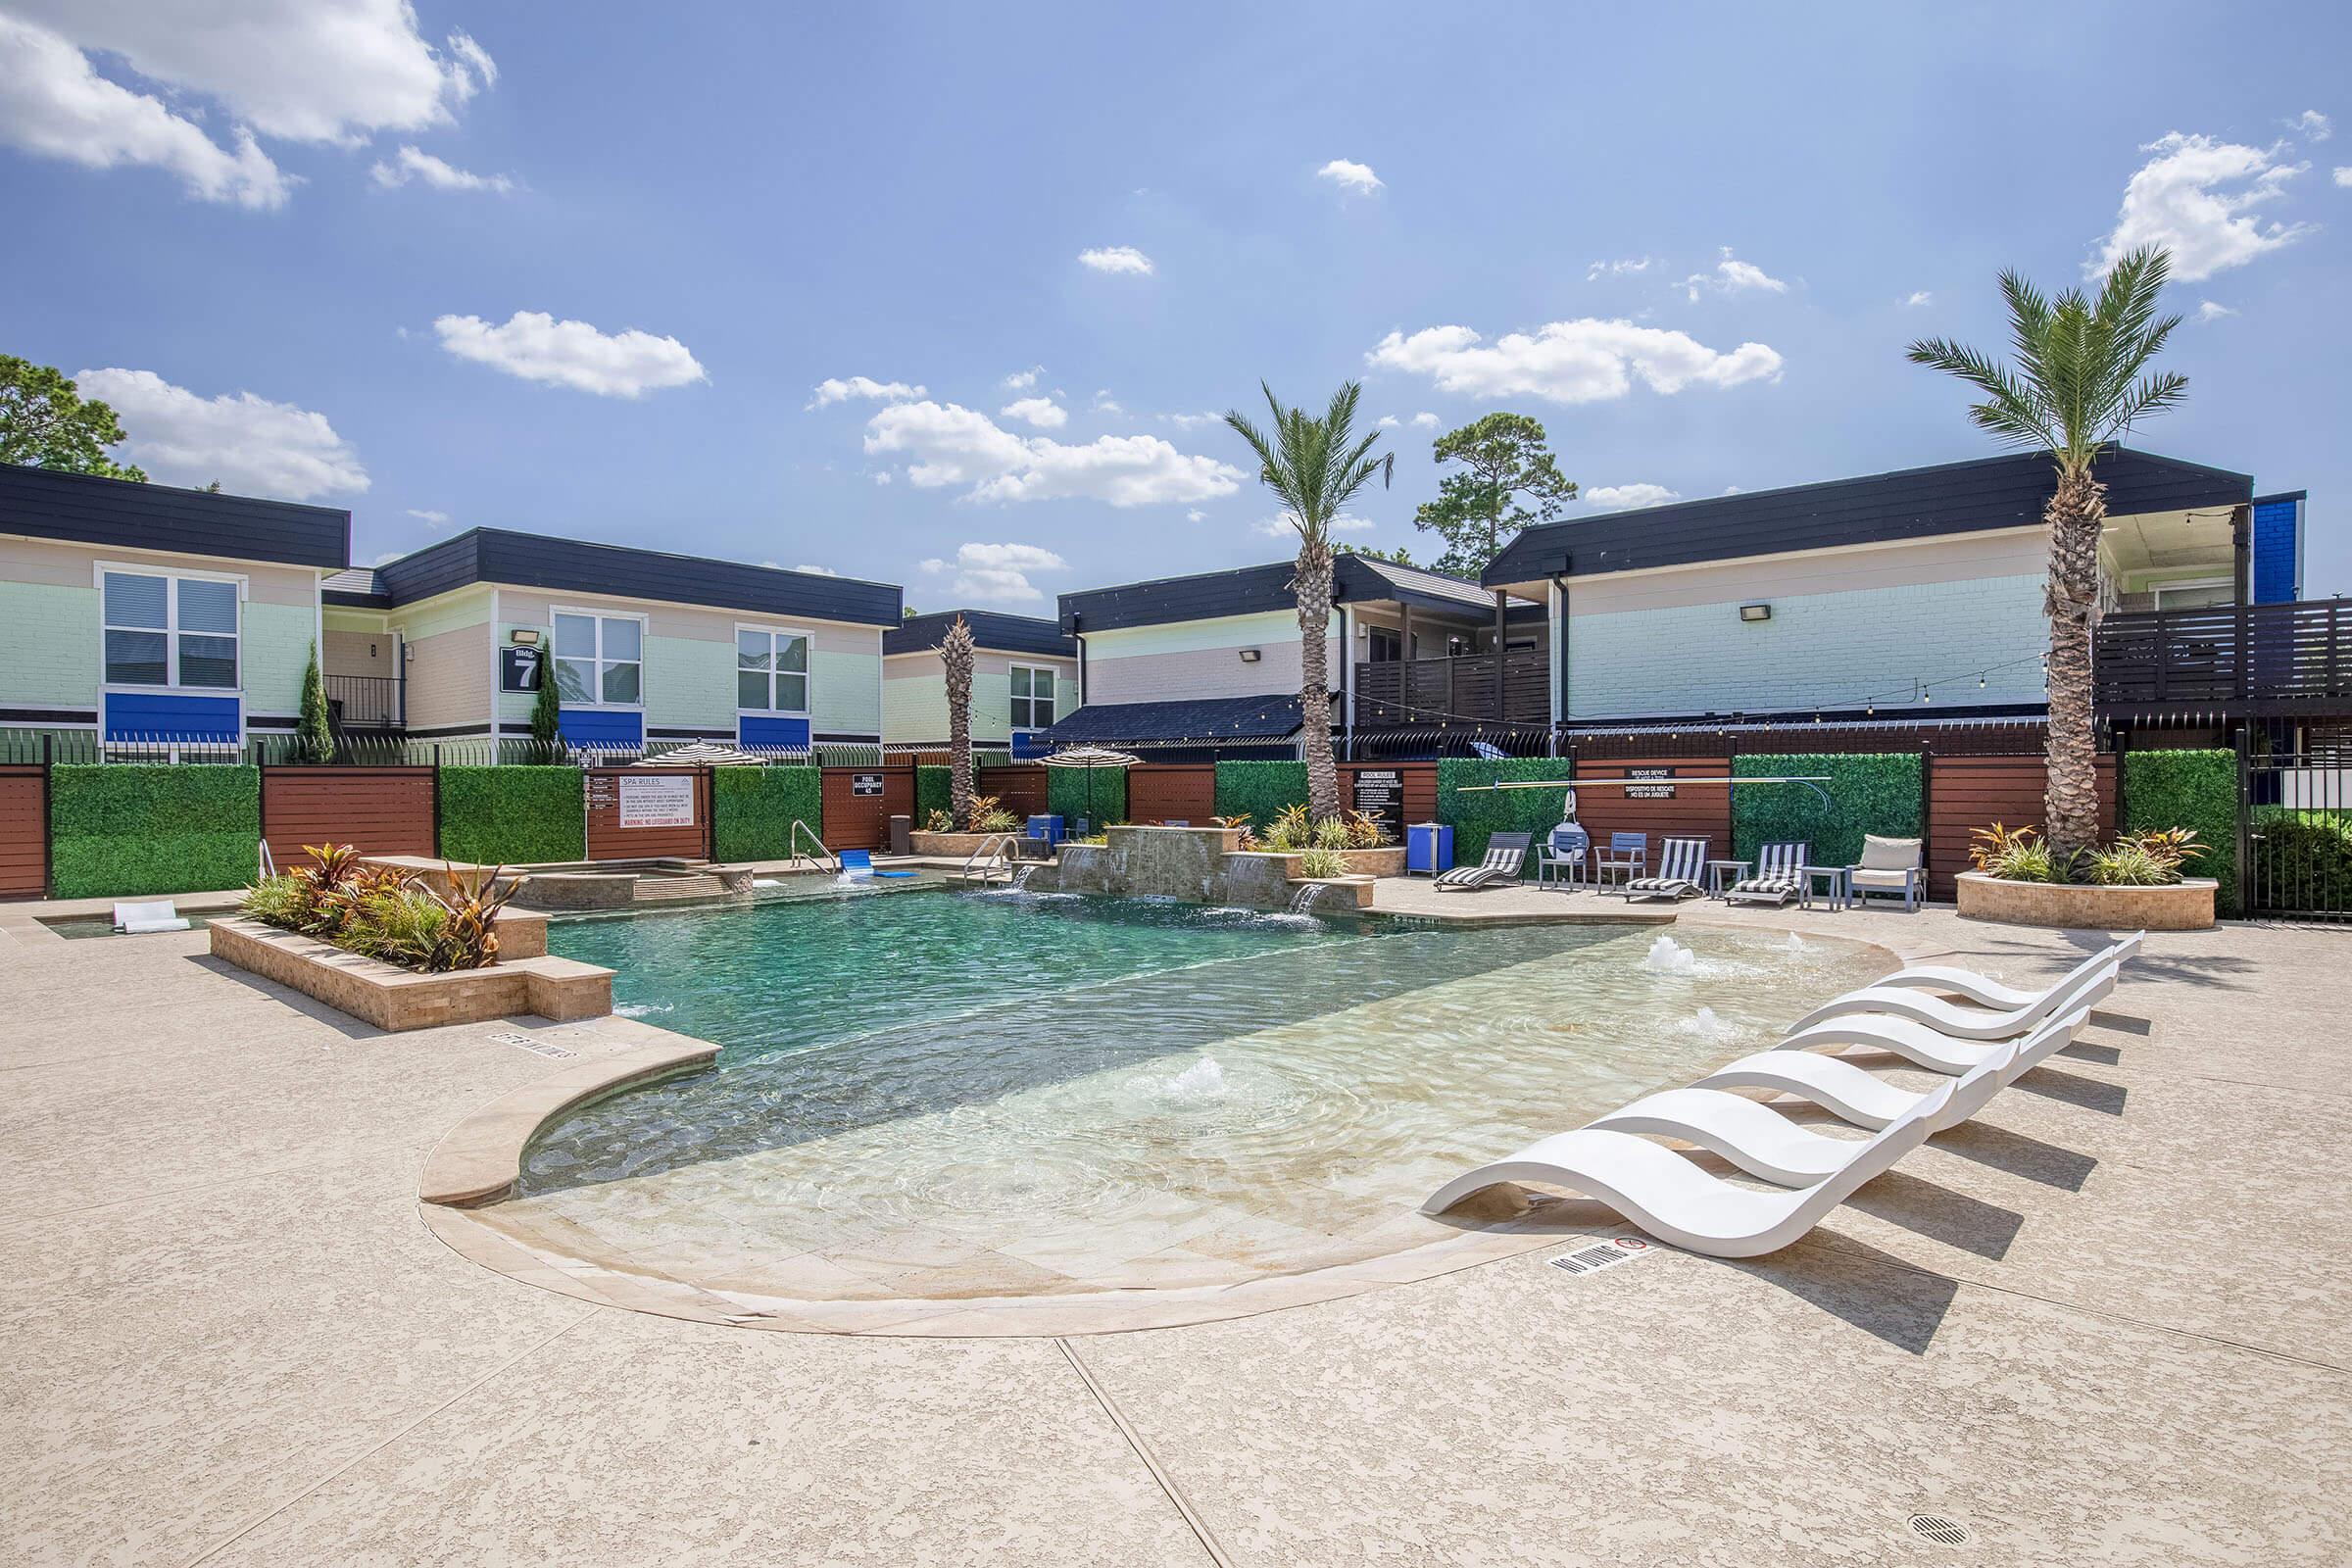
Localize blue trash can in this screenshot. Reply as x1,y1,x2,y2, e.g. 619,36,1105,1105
1025,813,1065,846
1407,822,1454,876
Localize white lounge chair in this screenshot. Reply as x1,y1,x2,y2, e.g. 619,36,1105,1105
1419,1078,1956,1257
1695,1006,2091,1132
1725,840,1807,906
1782,972,2113,1071
1865,933,2143,1009
1436,832,1531,892
1606,834,1708,902
112,900,190,935
1783,945,2122,1041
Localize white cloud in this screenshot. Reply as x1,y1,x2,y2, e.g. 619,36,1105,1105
0,17,290,208
1376,415,1399,428
74,368,368,500
791,563,839,576
1000,366,1043,390
2090,131,2312,280
434,312,706,398
1721,485,1743,495
2291,110,2331,143
2195,300,2236,322
1000,396,1067,429
1316,158,1382,194
1092,390,1123,414
917,541,1067,604
863,401,1244,508
1160,411,1222,430
2337,167,2352,187
6,1,496,146
808,375,925,409
1682,247,1789,302
1903,290,1935,307
1078,245,1154,275
1255,512,1375,539
1369,318,1783,405
1587,258,1655,279
1186,510,1207,522
1409,412,1441,429
871,470,894,485
369,144,513,194
1582,482,1680,511
404,508,450,525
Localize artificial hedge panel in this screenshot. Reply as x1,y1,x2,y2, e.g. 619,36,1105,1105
914,765,951,827
1437,757,1573,870
436,765,584,864
49,764,260,898
711,765,824,861
1047,762,1125,828
1212,760,1308,826
1733,753,1922,868
2121,748,2237,915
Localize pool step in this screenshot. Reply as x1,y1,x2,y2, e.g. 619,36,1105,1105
631,873,734,903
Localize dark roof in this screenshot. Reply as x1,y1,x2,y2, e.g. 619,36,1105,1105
0,463,349,569
320,566,382,603
1041,693,1304,745
1059,553,1509,634
884,609,1076,658
1484,447,2255,587
326,527,902,623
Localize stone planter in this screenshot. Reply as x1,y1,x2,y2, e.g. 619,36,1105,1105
210,916,612,1031
1245,846,1407,880
909,830,1021,858
1955,871,2217,931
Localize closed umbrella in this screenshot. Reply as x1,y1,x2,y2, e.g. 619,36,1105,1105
1038,746,1139,831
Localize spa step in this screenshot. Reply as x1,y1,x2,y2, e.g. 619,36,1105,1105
631,873,732,903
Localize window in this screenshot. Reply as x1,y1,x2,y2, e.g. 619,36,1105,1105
2153,579,2234,611
102,569,239,689
1366,627,1401,663
1009,662,1055,730
737,628,809,712
553,612,644,705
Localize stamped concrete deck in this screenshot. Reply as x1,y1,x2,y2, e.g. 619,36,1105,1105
2,894,2347,1566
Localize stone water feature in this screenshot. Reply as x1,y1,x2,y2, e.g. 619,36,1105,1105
1023,824,1359,910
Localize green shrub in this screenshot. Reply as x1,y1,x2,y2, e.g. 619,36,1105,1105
2120,749,2237,915
436,765,584,864
1734,754,1921,868
1213,760,1309,825
1298,846,1348,879
2249,810,2352,911
1048,763,1125,827
914,764,952,827
710,764,823,860
50,764,260,898
1437,757,1572,872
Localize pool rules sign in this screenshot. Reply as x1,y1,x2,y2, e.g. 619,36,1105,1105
617,773,696,829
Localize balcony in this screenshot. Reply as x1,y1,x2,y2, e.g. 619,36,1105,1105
1354,650,1549,727
324,673,404,731
2093,599,2352,717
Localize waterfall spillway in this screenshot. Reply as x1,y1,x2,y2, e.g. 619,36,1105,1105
1289,883,1326,915
1010,863,1037,892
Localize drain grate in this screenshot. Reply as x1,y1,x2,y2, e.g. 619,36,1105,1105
1547,1237,1650,1278
487,1030,579,1060
1906,1514,1974,1546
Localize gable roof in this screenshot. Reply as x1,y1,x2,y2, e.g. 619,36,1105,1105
1040,692,1304,746
1483,447,2254,587
883,609,1076,659
0,464,350,569
1058,553,1505,634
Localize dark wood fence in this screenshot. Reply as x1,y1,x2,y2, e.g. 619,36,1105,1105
1570,755,1735,858
0,764,44,897
2094,599,2352,716
260,765,435,873
585,766,710,861
1355,651,1549,726
1126,763,1217,823
821,765,914,851
978,763,1049,818
1925,755,2116,901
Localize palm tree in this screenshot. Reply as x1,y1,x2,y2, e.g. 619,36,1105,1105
1224,381,1393,822
943,613,976,830
1906,244,2187,861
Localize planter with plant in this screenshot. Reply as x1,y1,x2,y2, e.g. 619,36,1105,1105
1957,822,2217,930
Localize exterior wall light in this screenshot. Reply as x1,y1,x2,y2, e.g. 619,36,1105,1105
510,628,542,646
1739,603,1772,622
1238,648,1261,662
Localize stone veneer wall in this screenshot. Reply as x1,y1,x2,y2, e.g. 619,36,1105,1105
211,916,612,1031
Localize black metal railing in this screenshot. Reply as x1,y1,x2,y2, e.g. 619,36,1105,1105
324,673,403,730
2095,599,2352,715
1355,650,1549,726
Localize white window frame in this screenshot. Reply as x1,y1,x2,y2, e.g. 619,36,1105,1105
1007,661,1058,732
550,606,648,710
734,622,813,717
2151,576,2234,610
93,561,247,695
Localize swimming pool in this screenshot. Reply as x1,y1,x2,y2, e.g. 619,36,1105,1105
473,889,1889,1323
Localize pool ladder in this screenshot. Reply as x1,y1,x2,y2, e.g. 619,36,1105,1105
787,819,840,873
954,832,1018,886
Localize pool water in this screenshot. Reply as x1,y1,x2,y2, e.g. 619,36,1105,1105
507,891,1886,1305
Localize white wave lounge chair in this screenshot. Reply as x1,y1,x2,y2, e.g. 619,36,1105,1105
1865,932,2143,1009
1783,968,2116,1071
112,900,190,934
1783,944,2123,1041
1726,840,1807,906
1847,834,1925,911
1419,1079,1955,1257
1589,1037,2024,1186
1695,1006,2086,1137
1435,832,1531,893
1606,835,1708,902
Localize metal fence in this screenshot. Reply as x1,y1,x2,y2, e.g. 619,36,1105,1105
2243,747,2352,922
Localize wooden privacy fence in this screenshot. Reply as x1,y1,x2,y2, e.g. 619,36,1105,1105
821,764,914,851
978,763,1049,819
1570,756,1735,858
0,764,44,897
1126,763,1216,823
1925,754,2116,901
260,765,435,873
585,766,711,861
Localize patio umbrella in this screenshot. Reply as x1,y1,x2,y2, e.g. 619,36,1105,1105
629,742,769,766
1039,745,1140,829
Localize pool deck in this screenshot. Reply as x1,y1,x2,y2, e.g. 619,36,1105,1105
2,895,2346,1566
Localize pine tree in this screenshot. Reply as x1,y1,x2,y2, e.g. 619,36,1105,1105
528,650,564,761
295,641,335,762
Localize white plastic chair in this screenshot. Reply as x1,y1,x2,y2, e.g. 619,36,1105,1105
1864,933,2142,1009
1784,946,2122,1041
1695,1006,2090,1132
112,901,190,935
1783,972,2113,1070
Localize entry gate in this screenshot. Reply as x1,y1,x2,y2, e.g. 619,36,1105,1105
2243,748,2352,922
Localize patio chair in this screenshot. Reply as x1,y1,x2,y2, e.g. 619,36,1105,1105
1865,933,2143,1009
1781,980,2110,1073
1418,1077,1956,1257
1592,832,1646,891
1847,834,1925,911
1435,831,1531,892
1607,835,1708,902
112,900,190,934
1784,944,2124,1041
1536,821,1590,891
1725,840,1807,906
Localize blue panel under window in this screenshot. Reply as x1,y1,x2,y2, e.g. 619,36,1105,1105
739,713,810,749
105,691,240,742
557,708,644,749
2252,497,2301,605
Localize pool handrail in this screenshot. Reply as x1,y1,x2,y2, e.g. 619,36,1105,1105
788,819,839,872
956,831,1018,884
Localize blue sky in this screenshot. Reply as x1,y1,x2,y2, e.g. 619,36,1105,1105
4,2,2346,608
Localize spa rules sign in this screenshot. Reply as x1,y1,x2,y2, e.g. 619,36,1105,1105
617,774,696,829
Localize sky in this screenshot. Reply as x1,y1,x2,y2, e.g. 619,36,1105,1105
3,1,2347,611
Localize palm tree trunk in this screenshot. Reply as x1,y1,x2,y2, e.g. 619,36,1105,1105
1296,537,1341,822
2042,466,2105,863
943,615,976,832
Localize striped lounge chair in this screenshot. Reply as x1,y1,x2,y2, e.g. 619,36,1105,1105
1605,835,1708,902
1436,831,1531,892
1726,841,1807,906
